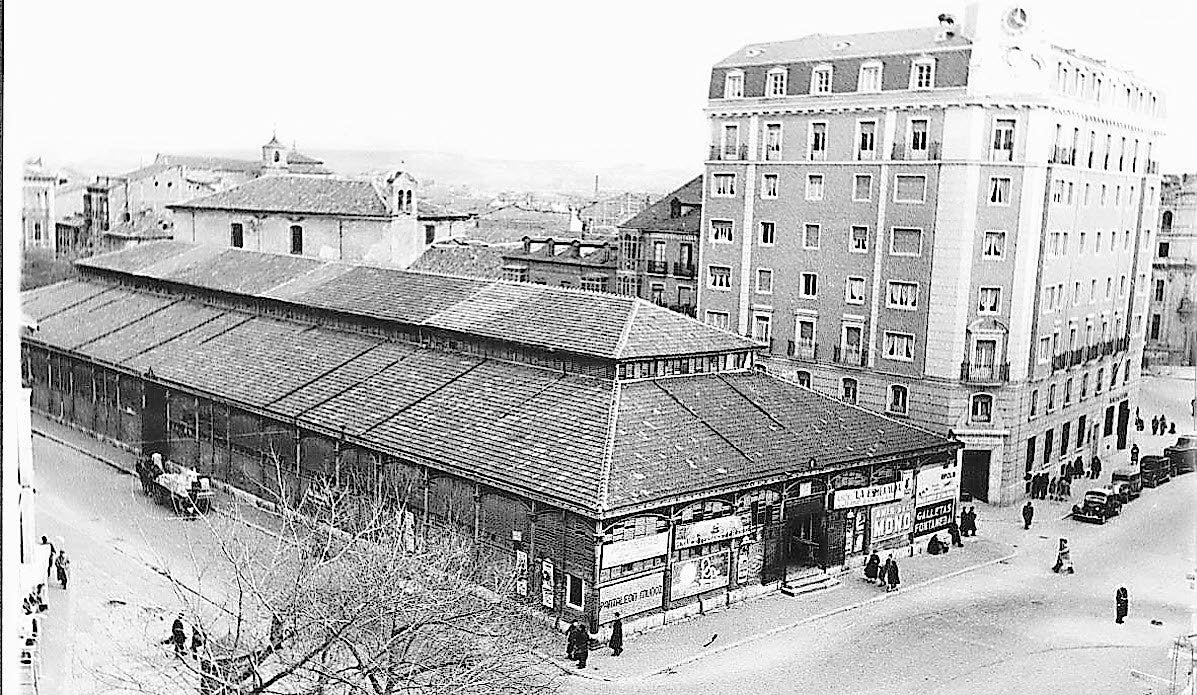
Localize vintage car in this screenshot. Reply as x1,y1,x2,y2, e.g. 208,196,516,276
1072,487,1122,524
1108,480,1134,505
1140,455,1171,488
1164,435,1196,475
1110,467,1142,500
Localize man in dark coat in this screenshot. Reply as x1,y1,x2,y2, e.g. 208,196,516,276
885,558,901,592
947,520,963,547
166,614,186,657
55,551,70,589
1090,455,1102,480
864,552,881,581
880,556,894,588
609,613,624,656
1022,501,1034,529
566,621,587,668
1151,416,1160,435
1115,587,1129,624
40,536,55,578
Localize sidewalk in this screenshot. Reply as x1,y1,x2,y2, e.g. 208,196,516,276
558,535,1014,682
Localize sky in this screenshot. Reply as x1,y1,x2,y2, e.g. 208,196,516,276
5,0,1196,175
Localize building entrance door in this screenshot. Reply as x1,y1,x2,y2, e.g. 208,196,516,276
961,449,991,502
142,383,167,458
1117,400,1130,450
786,512,823,573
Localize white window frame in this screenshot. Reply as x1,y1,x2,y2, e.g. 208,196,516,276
850,225,869,253
805,173,825,201
893,174,927,203
721,123,740,159
856,119,878,160
706,310,730,330
886,280,919,310
565,573,585,610
982,230,1006,260
762,122,783,160
724,70,744,99
887,384,910,415
908,117,930,155
845,276,866,305
808,121,828,160
795,316,817,352
711,172,736,197
889,227,924,257
709,218,734,244
752,312,773,342
756,268,774,295
766,67,788,97
1037,336,1051,364
990,117,1016,161
841,377,859,404
988,177,1012,206
810,64,833,95
978,286,1002,315
799,272,819,299
910,58,936,90
803,223,821,250
857,61,883,93
852,174,873,202
840,322,864,356
883,332,916,362
761,173,779,199
758,220,776,247
707,265,732,290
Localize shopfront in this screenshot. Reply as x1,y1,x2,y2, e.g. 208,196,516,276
914,458,961,538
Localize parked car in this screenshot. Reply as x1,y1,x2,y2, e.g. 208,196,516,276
1108,480,1134,505
1140,455,1171,487
1072,487,1123,524
1110,467,1142,500
1164,434,1196,475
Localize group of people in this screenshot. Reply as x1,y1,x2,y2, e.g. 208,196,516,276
1150,413,1174,436
163,613,207,658
40,536,70,590
1028,473,1073,501
564,613,623,670
863,553,902,592
959,507,979,537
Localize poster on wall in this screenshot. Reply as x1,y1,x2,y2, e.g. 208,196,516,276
871,500,914,542
514,550,529,597
916,460,961,506
540,559,555,609
601,532,669,568
669,550,730,599
597,571,665,624
673,516,747,549
913,499,955,536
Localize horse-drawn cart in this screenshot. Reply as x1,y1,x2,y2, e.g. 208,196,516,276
138,453,214,516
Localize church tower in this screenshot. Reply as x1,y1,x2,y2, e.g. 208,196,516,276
261,133,288,175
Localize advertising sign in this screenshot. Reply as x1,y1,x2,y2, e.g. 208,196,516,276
597,572,665,624
832,479,910,509
674,516,747,549
601,532,669,568
913,499,955,537
669,550,731,599
540,559,555,609
514,550,529,597
916,460,961,506
870,500,914,542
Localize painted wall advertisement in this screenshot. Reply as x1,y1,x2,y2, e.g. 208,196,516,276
871,500,914,542
913,499,955,536
673,515,747,549
916,460,961,506
540,559,555,609
597,571,665,624
601,532,669,568
832,478,911,509
669,550,731,599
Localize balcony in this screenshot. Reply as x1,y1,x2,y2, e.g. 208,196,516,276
891,141,942,161
709,144,749,161
763,146,783,162
787,340,818,361
960,361,1010,384
1050,146,1075,165
668,304,697,318
1146,159,1160,174
1069,348,1085,367
1116,335,1131,353
1100,339,1115,356
1086,344,1100,361
833,345,866,367
1052,354,1068,371
646,260,668,275
672,262,696,279
990,146,1014,163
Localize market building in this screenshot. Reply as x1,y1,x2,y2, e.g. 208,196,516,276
21,241,959,633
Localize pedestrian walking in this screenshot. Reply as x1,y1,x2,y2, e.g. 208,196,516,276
1048,477,1058,501
1090,455,1102,480
947,520,963,547
1131,443,1140,466
164,614,187,658
40,536,56,577
54,550,70,589
864,552,881,582
566,621,588,669
191,625,206,656
968,507,979,536
608,613,624,657
1115,587,1128,624
880,556,894,588
885,557,901,592
1052,538,1075,574
1151,416,1159,435
1022,501,1034,529
1159,414,1167,434
1061,477,1072,500
1169,422,1176,435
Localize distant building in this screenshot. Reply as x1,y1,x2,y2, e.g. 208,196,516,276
81,175,130,254
408,239,506,279
169,170,423,267
23,161,62,252
155,134,333,185
473,204,583,243
616,176,703,316
417,200,473,245
500,237,618,291
1146,174,1197,365
99,209,175,252
579,191,654,235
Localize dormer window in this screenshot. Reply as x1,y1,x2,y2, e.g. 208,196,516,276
858,61,883,93
911,59,935,90
767,68,787,97
810,65,832,95
724,71,744,99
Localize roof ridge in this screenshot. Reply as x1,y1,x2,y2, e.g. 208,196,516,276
614,298,641,358
597,380,622,515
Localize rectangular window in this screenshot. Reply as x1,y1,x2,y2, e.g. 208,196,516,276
710,219,733,243
230,223,244,248
706,311,730,330
850,226,869,253
724,72,743,98
1047,385,1056,411
842,378,858,404
1043,427,1054,465
894,175,926,203
1025,437,1036,473
845,276,866,304
290,225,303,255
978,287,1001,314
809,123,827,160
806,174,825,201
989,177,1012,205
883,332,915,362
910,119,929,153
857,121,877,160
853,174,873,201
887,281,918,310
888,385,909,415
761,173,779,198
890,228,923,256
811,66,832,94
1149,314,1161,340
1081,372,1089,398
1030,389,1039,417
800,273,818,298
708,266,732,290
991,119,1015,161
565,574,584,610
753,313,772,342
759,221,775,246
1064,378,1073,407
1154,279,1165,301
767,70,787,97
712,173,736,197
1158,241,1171,258
722,124,740,158
982,231,1006,259
764,123,783,160
858,63,882,92
803,224,820,249
756,268,773,294
911,59,935,89
1037,336,1050,364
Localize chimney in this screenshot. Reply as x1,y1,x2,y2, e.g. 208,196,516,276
936,13,956,40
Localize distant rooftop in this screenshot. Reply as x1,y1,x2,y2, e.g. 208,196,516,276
168,175,390,217
716,26,970,67
620,175,703,234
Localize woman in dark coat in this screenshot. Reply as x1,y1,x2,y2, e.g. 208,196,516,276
1115,587,1129,624
864,552,881,581
885,558,901,592
608,613,624,656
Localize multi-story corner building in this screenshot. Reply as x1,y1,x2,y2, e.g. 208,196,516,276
697,3,1165,504
500,237,619,290
616,176,703,315
1146,174,1197,365
23,161,61,252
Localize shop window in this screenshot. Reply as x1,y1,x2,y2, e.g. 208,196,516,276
565,573,584,610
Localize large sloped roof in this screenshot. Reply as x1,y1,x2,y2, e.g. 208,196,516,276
716,26,971,68
22,278,953,517
619,175,704,234
169,176,389,217
74,242,755,360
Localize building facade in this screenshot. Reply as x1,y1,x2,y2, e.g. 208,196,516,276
1146,174,1197,366
500,237,619,291
23,163,60,252
22,242,957,634
616,176,703,316
697,4,1164,505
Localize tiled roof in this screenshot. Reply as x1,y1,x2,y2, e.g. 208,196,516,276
408,245,506,279
103,209,174,240
169,176,390,217
619,175,704,234
23,280,954,516
417,200,472,220
716,26,971,67
75,242,756,360
155,154,262,173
